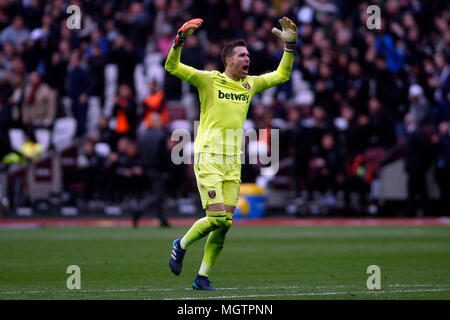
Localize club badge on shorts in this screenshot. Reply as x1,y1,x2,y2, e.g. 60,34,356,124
208,190,216,199
242,81,251,90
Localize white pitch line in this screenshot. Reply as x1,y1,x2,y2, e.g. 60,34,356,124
168,288,450,300
1,284,449,296
388,284,450,287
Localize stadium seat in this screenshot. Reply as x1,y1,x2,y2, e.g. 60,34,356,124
95,142,111,158
28,154,57,201
145,52,165,86
271,118,287,131
86,96,101,134
8,128,25,151
167,104,186,120
170,119,192,133
104,64,118,116
6,165,28,208
364,147,386,172
104,64,118,84
134,63,147,102
34,128,51,152
61,96,73,117
244,119,255,132
52,117,77,151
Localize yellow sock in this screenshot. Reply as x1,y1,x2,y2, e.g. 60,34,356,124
199,212,233,277
180,211,226,250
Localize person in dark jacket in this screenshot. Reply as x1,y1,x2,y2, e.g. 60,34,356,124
433,120,450,214
312,133,346,195
0,97,12,163
66,51,92,137
136,113,170,227
110,139,144,206
77,139,103,200
403,113,432,216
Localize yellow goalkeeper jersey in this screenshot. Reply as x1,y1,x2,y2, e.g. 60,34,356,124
165,45,294,156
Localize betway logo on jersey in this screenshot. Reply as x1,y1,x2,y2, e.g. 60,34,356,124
218,90,249,102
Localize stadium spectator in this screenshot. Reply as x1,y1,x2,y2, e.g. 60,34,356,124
95,115,116,149
102,136,128,201
3,129,43,166
115,139,144,201
367,97,396,149
137,113,170,227
45,43,70,96
403,112,432,216
433,52,450,121
109,35,137,88
408,84,431,125
7,72,25,128
87,43,106,105
344,153,374,214
76,139,103,200
143,81,169,129
311,133,346,196
433,120,450,214
0,95,12,163
166,133,189,198
66,50,92,137
293,105,332,198
0,16,29,45
112,84,138,140
375,32,405,74
22,71,56,129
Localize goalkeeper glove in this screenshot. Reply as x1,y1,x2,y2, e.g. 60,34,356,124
271,17,298,52
174,18,203,48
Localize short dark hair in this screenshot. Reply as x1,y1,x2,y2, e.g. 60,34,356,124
221,39,247,67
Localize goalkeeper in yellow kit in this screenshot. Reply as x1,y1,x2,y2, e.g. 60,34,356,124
166,17,298,290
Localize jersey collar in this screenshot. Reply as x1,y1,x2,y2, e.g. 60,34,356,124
221,72,247,83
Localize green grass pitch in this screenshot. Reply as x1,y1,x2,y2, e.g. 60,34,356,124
0,225,449,300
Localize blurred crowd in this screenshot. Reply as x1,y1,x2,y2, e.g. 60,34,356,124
0,0,449,215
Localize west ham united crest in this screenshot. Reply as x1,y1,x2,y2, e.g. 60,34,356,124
242,81,251,90
208,190,216,199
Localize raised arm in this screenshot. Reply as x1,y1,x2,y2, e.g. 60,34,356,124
164,18,209,88
251,17,298,93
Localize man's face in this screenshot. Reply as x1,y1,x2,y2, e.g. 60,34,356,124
227,46,250,79
13,17,24,30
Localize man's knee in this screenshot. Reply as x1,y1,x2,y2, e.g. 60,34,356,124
224,219,232,230
223,210,233,230
207,214,226,228
206,203,227,228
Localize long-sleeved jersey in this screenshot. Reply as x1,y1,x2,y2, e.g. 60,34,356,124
165,45,294,156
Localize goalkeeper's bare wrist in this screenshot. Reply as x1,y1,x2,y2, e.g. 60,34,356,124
284,42,296,53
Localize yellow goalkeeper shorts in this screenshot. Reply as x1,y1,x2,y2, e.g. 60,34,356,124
194,152,241,209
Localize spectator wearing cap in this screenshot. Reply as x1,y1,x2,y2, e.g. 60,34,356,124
408,84,430,125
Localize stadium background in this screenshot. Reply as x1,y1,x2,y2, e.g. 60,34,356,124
0,0,449,221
